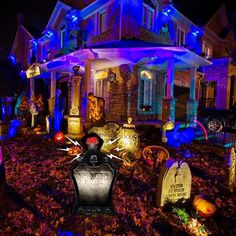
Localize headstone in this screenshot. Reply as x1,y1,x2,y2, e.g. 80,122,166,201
0,146,6,205
88,122,121,153
156,159,192,207
225,147,236,192
71,133,117,215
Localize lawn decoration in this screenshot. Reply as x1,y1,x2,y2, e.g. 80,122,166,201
224,147,236,192
54,131,65,142
166,124,195,148
8,119,22,138
142,145,170,168
162,121,174,143
88,122,121,153
70,132,118,214
89,121,140,153
193,194,217,217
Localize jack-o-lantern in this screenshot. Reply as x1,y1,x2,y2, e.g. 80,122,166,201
54,131,65,142
193,194,217,217
68,146,81,156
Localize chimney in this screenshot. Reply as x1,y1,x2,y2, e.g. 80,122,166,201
17,13,25,30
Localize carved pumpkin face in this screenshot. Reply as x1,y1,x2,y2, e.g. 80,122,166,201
193,195,217,217
54,131,65,142
68,146,81,156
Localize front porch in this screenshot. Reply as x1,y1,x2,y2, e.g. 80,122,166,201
26,42,211,136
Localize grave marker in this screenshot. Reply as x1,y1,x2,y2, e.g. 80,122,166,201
157,159,192,207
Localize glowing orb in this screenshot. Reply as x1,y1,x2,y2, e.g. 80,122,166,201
54,131,65,142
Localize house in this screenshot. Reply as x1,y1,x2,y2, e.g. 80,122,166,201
11,0,216,137
198,3,236,110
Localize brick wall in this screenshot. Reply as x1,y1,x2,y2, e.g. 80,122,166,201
202,58,230,109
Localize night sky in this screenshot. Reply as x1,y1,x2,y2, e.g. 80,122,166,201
0,0,235,60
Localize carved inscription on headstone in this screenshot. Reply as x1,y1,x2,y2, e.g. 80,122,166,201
73,163,114,205
157,159,192,207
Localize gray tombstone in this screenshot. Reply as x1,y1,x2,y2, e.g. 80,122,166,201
156,158,192,207
71,149,117,215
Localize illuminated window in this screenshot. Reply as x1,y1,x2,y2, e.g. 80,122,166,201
139,71,153,111
98,9,107,34
202,41,213,59
60,26,66,48
94,71,110,109
142,0,156,31
177,27,185,46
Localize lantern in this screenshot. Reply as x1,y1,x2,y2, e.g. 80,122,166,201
54,131,65,142
193,195,217,217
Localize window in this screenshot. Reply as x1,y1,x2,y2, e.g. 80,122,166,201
60,26,66,48
142,0,155,31
94,71,110,110
177,27,185,46
98,9,107,34
29,48,36,64
202,41,213,59
139,71,153,112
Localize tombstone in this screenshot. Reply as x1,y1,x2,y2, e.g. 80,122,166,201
0,146,6,205
88,122,121,153
225,147,236,192
71,133,117,214
156,158,192,207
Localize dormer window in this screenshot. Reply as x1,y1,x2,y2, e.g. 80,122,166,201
177,26,185,46
98,9,107,34
142,0,156,31
60,26,66,48
202,41,213,59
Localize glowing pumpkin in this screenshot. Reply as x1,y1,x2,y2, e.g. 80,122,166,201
54,131,65,142
68,146,81,156
193,194,217,217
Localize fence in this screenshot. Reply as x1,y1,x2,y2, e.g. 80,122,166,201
195,127,236,149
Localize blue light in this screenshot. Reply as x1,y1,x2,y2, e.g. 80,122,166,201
8,55,17,65
71,15,78,22
162,6,174,17
32,39,38,46
66,12,79,22
45,30,54,38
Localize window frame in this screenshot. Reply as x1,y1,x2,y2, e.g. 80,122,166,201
97,8,108,35
60,26,66,48
138,70,155,114
202,40,213,59
142,2,155,31
176,26,186,46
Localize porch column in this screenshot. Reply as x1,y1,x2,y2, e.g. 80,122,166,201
29,78,35,100
127,64,134,119
84,59,92,127
162,57,175,123
48,71,57,117
186,67,198,126
67,74,83,138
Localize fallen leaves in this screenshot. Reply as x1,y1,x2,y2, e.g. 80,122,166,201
0,134,235,235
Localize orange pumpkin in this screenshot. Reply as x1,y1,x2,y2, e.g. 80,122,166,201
68,146,81,156
193,194,217,217
54,131,65,142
